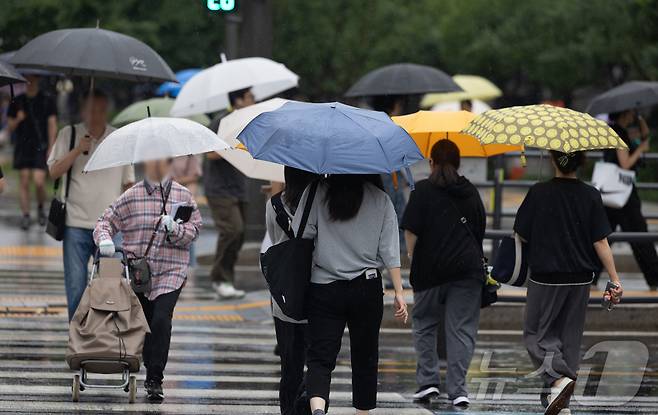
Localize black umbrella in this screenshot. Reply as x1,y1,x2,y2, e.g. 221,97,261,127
586,81,658,115
1,51,62,77
10,27,176,83
345,63,461,97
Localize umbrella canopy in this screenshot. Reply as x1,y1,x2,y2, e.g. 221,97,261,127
462,104,627,154
218,147,284,182
237,101,424,175
345,63,461,97
431,99,492,114
586,81,658,115
84,117,230,172
0,50,61,76
393,111,520,157
217,98,288,142
10,28,176,82
155,68,201,97
112,97,210,127
171,55,299,117
421,75,502,108
0,59,26,87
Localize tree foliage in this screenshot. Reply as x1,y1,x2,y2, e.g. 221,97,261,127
1,0,656,103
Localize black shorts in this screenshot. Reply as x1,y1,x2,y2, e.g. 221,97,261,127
14,148,48,170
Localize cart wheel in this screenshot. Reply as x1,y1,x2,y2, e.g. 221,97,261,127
128,376,137,404
72,374,81,402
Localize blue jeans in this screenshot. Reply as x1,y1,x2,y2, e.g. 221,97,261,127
63,227,96,320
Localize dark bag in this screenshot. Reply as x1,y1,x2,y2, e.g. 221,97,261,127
261,182,318,321
443,195,499,308
127,182,171,293
46,125,76,241
491,234,529,287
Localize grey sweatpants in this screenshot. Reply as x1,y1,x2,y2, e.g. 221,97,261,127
412,278,482,400
524,280,590,386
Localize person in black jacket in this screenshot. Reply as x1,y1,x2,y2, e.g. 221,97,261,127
401,139,486,409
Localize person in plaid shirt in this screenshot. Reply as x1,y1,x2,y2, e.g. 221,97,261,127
94,158,202,402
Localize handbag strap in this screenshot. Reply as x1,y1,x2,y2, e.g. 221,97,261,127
296,181,319,239
53,124,76,197
441,191,484,257
271,192,295,240
143,181,172,257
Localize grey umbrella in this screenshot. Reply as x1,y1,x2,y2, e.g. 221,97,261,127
345,63,462,97
10,28,176,83
0,51,62,77
586,81,658,115
0,59,26,87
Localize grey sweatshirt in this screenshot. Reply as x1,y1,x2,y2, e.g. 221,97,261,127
292,182,401,284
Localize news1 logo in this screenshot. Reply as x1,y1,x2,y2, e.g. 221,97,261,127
207,0,235,12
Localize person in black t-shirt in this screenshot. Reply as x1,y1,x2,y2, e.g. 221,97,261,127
6,75,58,230
602,111,658,288
401,139,485,408
514,150,623,415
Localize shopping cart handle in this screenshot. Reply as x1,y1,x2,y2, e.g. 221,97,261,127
94,246,129,263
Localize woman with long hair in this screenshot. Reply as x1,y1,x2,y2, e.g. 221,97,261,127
401,139,486,409
293,174,408,415
265,166,319,415
515,150,623,415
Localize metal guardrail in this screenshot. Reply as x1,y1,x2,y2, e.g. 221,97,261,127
483,152,658,258
485,229,658,243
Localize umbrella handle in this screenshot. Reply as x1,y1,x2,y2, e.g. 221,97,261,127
83,76,96,155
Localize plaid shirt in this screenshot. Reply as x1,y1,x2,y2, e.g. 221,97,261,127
94,179,202,300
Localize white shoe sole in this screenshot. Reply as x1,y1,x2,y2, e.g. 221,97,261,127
545,380,575,415
413,386,440,401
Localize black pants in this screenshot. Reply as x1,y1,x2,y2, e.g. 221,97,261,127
138,288,181,384
306,275,383,411
274,318,309,415
605,189,658,287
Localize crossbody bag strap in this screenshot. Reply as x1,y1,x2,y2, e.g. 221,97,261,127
442,192,484,256
143,181,172,258
295,181,319,239
53,124,76,195
271,192,295,240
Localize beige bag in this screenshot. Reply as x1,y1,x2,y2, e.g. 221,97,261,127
66,258,150,373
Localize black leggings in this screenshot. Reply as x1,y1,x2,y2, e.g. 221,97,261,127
306,274,383,411
274,318,309,415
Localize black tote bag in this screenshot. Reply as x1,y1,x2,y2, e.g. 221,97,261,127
261,182,318,321
46,125,76,241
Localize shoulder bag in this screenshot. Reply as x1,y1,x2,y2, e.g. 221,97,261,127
443,194,499,308
46,125,76,241
260,182,318,321
491,233,530,287
591,161,635,209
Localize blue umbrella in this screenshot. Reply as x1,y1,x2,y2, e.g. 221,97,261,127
237,101,424,178
155,68,201,97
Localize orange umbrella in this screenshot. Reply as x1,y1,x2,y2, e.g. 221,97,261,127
392,110,520,157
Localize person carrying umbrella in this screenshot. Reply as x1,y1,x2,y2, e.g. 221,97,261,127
94,157,202,402
48,89,135,320
204,87,255,300
602,110,658,288
6,74,57,230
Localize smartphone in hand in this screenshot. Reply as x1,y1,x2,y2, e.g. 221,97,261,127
602,281,620,311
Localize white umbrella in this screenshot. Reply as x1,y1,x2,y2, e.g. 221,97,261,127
216,98,288,182
218,147,284,182
170,55,298,117
217,98,289,142
84,117,230,172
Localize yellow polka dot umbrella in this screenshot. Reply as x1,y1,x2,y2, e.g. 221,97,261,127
461,104,627,164
392,110,520,157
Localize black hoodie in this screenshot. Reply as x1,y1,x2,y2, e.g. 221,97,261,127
401,177,486,292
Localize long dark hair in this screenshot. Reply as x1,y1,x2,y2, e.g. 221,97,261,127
429,139,461,187
283,166,318,210
325,174,384,221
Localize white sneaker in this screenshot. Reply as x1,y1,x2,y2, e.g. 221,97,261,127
453,396,470,408
545,377,575,415
412,385,439,401
558,409,571,415
214,282,245,299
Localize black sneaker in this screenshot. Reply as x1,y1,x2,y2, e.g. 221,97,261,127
312,410,325,415
20,215,30,231
146,380,164,402
413,384,440,401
